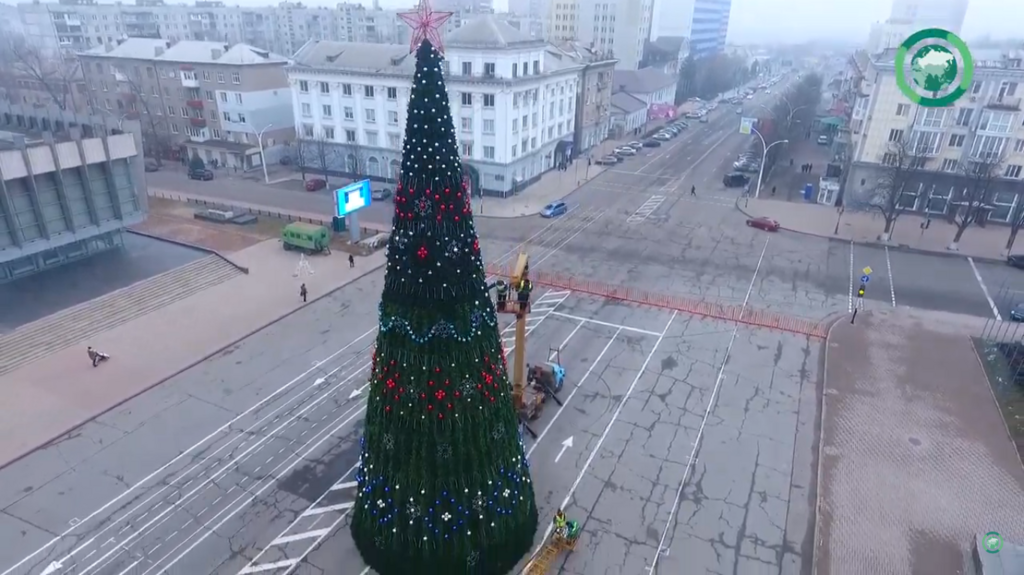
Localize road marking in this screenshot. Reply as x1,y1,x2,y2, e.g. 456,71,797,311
524,311,676,572
627,195,666,223
302,502,354,516
968,257,1002,320
848,241,855,313
239,559,299,574
328,480,357,492
548,311,661,336
271,529,331,545
884,246,897,307
648,236,771,572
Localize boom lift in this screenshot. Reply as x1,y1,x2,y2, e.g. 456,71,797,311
490,253,565,438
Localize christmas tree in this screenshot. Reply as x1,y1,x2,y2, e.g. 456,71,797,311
349,38,539,575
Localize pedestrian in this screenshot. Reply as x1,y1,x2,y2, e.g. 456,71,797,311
690,185,696,196
300,283,307,303
348,254,355,268
771,186,776,196
808,163,813,172
789,158,794,166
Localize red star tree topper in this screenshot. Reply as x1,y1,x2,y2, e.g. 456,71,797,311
398,0,453,53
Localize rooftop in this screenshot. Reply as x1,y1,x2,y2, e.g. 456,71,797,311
613,68,675,94
80,39,288,65
446,14,544,50
610,92,646,114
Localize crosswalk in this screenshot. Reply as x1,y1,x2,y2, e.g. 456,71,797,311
501,290,572,351
626,195,667,223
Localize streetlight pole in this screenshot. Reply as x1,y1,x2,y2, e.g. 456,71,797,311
245,122,273,184
751,126,788,199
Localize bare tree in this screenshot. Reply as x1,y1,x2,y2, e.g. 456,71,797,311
867,137,926,241
1003,186,1024,256
108,65,171,167
342,144,367,178
0,35,82,111
311,132,336,184
295,137,315,179
949,156,1002,251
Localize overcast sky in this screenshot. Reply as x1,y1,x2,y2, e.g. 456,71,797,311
362,0,1015,43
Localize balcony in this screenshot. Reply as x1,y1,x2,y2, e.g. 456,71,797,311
189,117,207,128
986,95,1021,111
181,74,200,88
119,91,137,103
113,71,128,82
186,99,204,109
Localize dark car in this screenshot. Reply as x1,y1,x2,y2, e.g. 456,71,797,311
371,188,393,201
304,178,327,191
144,159,159,172
188,169,213,181
1008,255,1024,269
643,140,662,147
746,217,780,232
723,172,750,188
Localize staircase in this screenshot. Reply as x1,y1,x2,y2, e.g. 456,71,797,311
0,256,242,377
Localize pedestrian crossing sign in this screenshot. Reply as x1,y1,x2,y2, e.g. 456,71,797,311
862,266,873,276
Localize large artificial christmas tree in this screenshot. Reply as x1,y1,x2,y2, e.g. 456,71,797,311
348,32,539,575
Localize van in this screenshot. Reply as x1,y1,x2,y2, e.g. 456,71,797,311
282,222,331,254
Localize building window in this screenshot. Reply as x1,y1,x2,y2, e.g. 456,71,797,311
324,127,335,140
461,117,472,132
231,72,241,84
217,72,225,83
168,106,176,116
971,135,1007,161
223,111,232,121
388,110,399,125
483,94,494,107
926,186,951,214
530,136,537,150
532,60,540,75
301,103,311,117
972,81,984,94
180,106,188,116
345,129,356,143
302,124,314,137
364,85,374,98
319,81,329,94
990,191,1017,221
171,123,179,133
202,71,211,81
940,158,958,172
1016,139,1024,153
483,119,495,134
512,63,518,78
512,118,519,133
483,145,495,159
344,106,354,120
955,107,972,126
484,62,495,76
896,103,910,117
237,113,246,123
234,93,242,104
366,131,378,146
909,130,941,155
205,90,214,101
387,87,397,100
219,92,228,102
365,109,376,123
212,129,221,138
323,104,332,118
948,134,965,147
461,92,472,106
511,144,517,158
915,108,946,129
342,83,352,96
387,132,400,148
881,152,897,166
1006,165,1023,179
462,61,472,75
978,110,1014,133
461,142,472,156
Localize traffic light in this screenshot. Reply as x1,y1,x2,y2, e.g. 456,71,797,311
857,284,866,298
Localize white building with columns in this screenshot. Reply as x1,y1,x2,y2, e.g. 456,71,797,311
287,15,581,196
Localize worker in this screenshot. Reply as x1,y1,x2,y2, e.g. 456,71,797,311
516,278,533,314
495,280,508,311
554,509,567,532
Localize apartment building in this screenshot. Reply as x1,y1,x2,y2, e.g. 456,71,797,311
287,15,582,197
576,0,655,70
651,0,693,40
842,48,1024,224
15,0,409,60
867,0,968,54
78,38,293,170
547,1,577,42
689,0,731,58
551,42,616,151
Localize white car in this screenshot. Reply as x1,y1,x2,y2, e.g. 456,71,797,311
615,147,637,156
653,132,672,141
627,141,643,149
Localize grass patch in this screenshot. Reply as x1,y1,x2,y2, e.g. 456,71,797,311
973,337,1024,464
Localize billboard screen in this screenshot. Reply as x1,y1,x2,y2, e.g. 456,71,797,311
333,179,372,217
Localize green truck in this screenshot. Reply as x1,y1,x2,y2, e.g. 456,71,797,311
282,222,331,254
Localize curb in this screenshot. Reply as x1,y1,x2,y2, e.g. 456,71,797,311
472,169,609,220
810,309,852,575
0,259,386,473
126,228,250,274
732,197,1008,265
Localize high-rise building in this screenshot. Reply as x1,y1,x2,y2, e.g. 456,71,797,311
434,0,494,13
650,0,693,40
689,0,731,58
575,0,654,70
547,0,578,43
867,0,969,53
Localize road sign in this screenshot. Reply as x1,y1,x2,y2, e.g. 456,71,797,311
861,275,870,283
862,266,873,275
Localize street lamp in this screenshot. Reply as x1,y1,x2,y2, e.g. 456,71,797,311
245,122,273,184
750,126,788,199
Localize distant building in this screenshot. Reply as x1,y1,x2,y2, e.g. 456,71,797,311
287,15,583,196
575,0,655,70
78,38,294,170
0,104,146,282
552,42,617,152
612,68,676,110
651,0,693,40
610,92,647,136
546,0,578,43
866,0,968,54
642,36,688,75
689,0,730,58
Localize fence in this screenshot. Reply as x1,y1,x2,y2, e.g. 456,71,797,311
486,265,830,338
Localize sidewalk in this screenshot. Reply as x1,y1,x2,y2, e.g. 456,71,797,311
765,136,836,201
472,116,679,218
0,242,386,468
815,307,1024,575
737,197,1021,262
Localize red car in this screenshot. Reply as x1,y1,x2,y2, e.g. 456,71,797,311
304,178,326,191
746,217,780,232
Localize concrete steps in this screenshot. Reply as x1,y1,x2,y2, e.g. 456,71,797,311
0,256,243,377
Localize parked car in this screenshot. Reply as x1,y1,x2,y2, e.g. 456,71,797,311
188,168,213,181
595,155,620,165
653,133,672,141
371,187,393,201
627,141,644,149
614,146,637,156
734,162,760,173
1008,255,1024,269
305,178,327,191
643,139,662,147
723,172,750,188
817,134,830,145
735,108,743,114
540,201,568,218
1011,303,1024,321
144,158,159,172
699,116,709,123
746,217,780,232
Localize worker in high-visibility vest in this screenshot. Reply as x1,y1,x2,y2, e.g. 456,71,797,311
516,278,533,309
495,280,508,311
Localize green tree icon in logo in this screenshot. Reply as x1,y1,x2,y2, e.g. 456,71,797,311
911,44,958,92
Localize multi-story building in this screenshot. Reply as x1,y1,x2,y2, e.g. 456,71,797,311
0,103,146,281
547,1,577,43
287,15,581,197
651,0,693,40
867,0,968,54
434,0,494,13
689,0,731,58
576,0,654,70
641,36,688,75
78,38,294,170
551,42,616,151
842,48,1024,225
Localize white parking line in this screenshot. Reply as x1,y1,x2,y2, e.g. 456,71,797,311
239,559,297,574
968,257,1003,320
271,529,331,545
626,195,666,223
302,502,354,516
848,240,855,313
548,311,662,336
884,246,897,307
